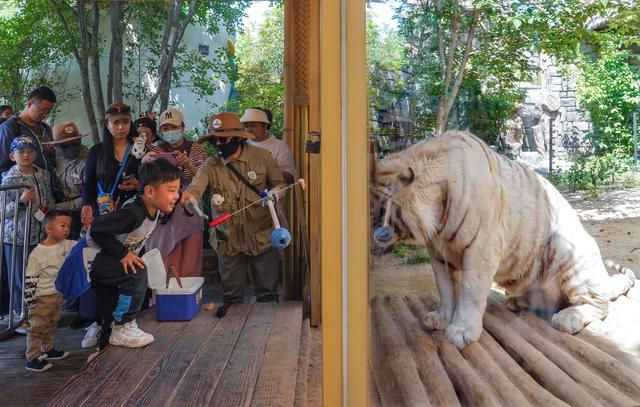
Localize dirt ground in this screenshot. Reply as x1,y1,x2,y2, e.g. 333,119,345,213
370,187,640,356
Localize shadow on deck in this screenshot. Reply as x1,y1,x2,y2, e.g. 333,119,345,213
0,302,322,406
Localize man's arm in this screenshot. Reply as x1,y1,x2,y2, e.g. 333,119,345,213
0,121,16,173
184,159,211,203
277,142,297,185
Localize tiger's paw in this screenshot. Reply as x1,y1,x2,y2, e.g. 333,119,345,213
551,308,587,334
505,296,528,312
423,311,449,330
444,323,481,350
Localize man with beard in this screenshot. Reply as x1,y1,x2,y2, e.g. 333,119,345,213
181,112,286,318
42,122,89,239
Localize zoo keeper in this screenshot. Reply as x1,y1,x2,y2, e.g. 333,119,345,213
181,112,286,318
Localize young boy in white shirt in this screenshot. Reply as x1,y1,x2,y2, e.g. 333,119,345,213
24,210,76,372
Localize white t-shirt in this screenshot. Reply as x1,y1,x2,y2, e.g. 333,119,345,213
248,136,297,224
248,136,297,179
24,239,77,304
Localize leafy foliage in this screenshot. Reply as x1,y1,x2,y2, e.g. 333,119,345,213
0,0,69,109
572,36,640,156
233,4,285,138
547,153,638,196
368,0,610,152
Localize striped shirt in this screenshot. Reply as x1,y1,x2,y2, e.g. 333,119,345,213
148,140,207,187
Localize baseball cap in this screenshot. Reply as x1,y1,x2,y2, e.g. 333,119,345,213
10,136,38,152
159,108,184,127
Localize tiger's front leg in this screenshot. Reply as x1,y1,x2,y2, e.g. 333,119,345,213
445,248,499,349
423,253,457,330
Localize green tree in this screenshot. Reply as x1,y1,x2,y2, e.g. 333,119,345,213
233,4,285,138
0,1,68,114
394,0,609,137
572,36,640,156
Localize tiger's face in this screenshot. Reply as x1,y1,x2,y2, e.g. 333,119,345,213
371,161,418,249
372,147,448,249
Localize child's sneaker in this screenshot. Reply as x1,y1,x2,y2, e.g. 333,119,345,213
44,347,69,360
108,320,154,348
81,322,101,348
26,355,53,372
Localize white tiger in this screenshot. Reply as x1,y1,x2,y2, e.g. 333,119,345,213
374,131,636,349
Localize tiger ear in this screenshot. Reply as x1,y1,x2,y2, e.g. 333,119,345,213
398,167,415,187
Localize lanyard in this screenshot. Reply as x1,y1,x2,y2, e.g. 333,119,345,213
98,144,132,196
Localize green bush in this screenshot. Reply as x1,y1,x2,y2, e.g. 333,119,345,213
547,152,638,196
392,241,430,265
573,37,640,156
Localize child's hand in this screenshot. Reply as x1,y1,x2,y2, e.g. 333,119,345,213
20,188,35,204
120,251,145,274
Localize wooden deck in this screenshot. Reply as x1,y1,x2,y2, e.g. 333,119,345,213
370,292,640,406
0,302,322,406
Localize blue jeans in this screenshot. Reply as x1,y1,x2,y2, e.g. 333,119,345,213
4,244,33,315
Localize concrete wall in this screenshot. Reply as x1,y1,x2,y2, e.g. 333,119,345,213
50,18,231,145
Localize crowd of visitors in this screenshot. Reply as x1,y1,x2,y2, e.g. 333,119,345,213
0,86,296,372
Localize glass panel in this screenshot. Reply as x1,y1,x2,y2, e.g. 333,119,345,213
368,1,640,405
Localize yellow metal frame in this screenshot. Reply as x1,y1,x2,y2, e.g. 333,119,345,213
320,0,368,405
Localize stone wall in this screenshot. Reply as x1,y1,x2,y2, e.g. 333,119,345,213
519,52,592,163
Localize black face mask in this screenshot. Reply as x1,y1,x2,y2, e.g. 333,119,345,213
212,137,241,159
57,144,82,160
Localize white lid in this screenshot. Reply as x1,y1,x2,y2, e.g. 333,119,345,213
143,248,167,290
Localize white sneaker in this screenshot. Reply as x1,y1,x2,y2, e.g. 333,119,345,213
82,322,101,348
108,320,154,348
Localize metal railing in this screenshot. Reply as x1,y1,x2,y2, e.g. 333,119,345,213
0,183,33,341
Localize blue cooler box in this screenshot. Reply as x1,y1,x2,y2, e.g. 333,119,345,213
143,249,204,321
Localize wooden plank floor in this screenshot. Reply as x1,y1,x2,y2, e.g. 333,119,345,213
0,302,321,407
370,293,640,406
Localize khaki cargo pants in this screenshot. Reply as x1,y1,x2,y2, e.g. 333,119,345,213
26,292,63,361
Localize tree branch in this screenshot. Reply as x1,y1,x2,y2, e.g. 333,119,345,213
442,11,460,96
51,0,81,62
444,8,480,117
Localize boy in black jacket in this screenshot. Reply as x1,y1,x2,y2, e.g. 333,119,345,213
85,159,180,348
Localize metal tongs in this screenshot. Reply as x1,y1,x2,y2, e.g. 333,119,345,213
166,265,183,289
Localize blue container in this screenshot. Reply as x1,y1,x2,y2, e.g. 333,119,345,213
155,277,204,321
143,249,204,321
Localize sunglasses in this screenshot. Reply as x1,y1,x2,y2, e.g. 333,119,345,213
106,105,131,115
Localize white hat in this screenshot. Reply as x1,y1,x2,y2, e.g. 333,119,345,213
240,108,269,124
159,107,184,127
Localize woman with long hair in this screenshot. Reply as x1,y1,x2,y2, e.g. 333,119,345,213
78,102,141,349
81,102,141,227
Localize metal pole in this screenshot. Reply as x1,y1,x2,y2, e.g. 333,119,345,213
549,116,554,174
633,111,638,165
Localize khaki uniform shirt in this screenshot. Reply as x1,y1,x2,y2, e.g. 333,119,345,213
187,144,286,257
55,148,88,211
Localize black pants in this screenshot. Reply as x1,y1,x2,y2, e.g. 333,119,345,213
91,254,148,325
217,249,279,304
